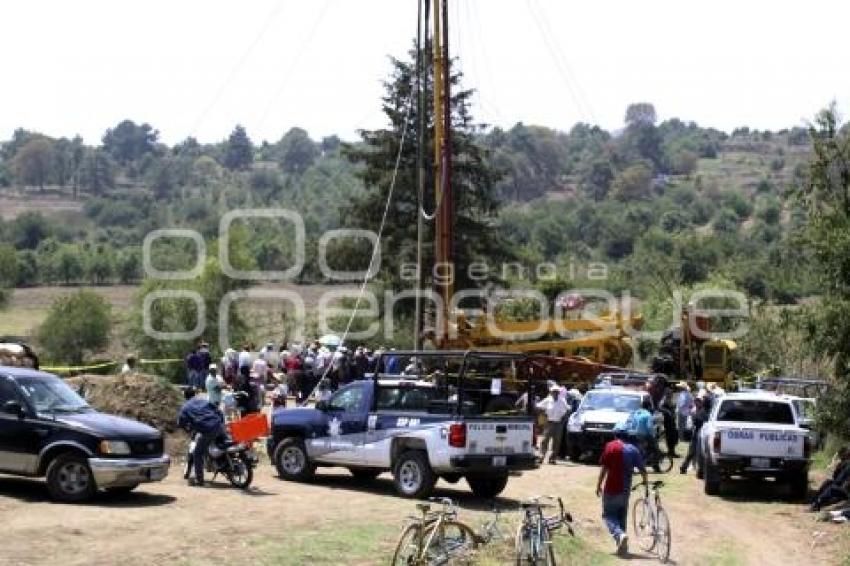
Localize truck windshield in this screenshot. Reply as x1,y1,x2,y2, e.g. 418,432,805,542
716,400,794,424
14,375,90,413
582,391,642,412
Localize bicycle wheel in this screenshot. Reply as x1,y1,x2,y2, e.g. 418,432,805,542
392,524,423,566
424,520,478,565
515,523,533,565
541,526,557,566
655,507,671,563
631,497,656,552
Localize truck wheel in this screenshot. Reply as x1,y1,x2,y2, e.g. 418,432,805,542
466,473,509,499
704,463,721,496
789,472,809,501
348,467,382,481
46,452,97,503
393,450,437,499
275,438,316,482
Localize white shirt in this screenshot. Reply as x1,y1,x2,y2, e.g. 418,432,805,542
238,350,253,369
536,395,569,422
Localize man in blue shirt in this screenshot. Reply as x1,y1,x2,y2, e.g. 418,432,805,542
178,388,225,487
627,398,659,461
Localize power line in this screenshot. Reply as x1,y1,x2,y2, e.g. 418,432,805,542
189,0,290,137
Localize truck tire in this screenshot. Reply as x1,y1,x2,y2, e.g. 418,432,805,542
789,471,809,501
274,438,316,482
348,467,382,481
392,450,437,499
704,463,721,496
466,473,509,499
46,451,97,503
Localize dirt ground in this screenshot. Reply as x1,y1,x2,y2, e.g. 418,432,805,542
0,450,847,566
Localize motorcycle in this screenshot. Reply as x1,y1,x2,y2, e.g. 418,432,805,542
185,430,257,489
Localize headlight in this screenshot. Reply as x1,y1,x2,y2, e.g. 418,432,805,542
99,440,131,456
567,416,582,433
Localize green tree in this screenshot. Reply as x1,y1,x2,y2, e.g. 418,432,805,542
0,244,16,308
130,230,256,382
797,105,850,437
56,246,84,284
38,290,111,365
13,137,54,190
102,119,158,164
624,102,657,127
278,127,319,175
223,125,253,171
117,249,141,283
342,43,508,296
10,211,51,249
78,149,115,196
611,161,653,201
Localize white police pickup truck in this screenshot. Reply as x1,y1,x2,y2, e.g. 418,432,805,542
267,352,538,499
697,392,810,498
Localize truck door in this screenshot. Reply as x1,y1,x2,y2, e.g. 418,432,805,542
0,376,40,474
319,383,367,466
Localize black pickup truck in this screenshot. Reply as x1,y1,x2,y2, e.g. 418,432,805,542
0,366,170,502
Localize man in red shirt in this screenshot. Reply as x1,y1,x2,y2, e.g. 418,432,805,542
596,424,648,556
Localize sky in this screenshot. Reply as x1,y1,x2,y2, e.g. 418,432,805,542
1,0,848,145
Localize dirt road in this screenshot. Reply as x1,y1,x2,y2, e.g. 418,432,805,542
0,457,846,565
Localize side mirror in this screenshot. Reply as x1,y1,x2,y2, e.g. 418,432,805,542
3,400,25,419
315,400,328,411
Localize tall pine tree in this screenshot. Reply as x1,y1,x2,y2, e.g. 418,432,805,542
343,44,507,299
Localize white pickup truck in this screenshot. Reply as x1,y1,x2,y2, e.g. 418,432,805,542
697,392,810,498
267,351,539,499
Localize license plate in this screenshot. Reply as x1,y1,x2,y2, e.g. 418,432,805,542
751,457,770,468
147,467,167,481
492,456,507,467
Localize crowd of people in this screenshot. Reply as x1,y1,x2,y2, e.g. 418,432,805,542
182,338,417,416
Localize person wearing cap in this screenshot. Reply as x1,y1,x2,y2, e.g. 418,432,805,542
536,384,569,464
205,363,223,407
597,424,648,556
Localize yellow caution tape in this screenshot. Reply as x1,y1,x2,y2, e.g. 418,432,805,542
42,358,183,374
41,361,119,373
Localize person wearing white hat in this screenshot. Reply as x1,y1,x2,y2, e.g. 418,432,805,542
536,384,570,464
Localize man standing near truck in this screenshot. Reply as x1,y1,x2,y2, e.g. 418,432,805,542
536,385,569,464
597,424,648,556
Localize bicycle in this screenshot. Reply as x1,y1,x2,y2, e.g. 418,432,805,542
391,497,479,565
514,496,575,565
631,480,671,562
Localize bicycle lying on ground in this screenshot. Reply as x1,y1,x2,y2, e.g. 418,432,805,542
392,497,504,565
515,495,575,565
632,480,671,562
